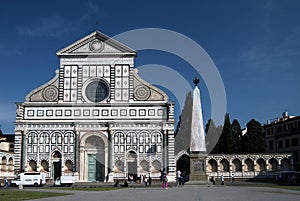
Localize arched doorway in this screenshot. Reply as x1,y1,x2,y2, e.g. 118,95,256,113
176,154,190,174
85,136,105,182
52,151,62,180
127,151,137,180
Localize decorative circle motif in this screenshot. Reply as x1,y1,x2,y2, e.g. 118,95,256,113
134,85,151,101
89,39,104,52
43,86,58,102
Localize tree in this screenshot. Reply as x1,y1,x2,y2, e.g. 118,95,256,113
210,113,232,154
231,119,242,154
242,119,265,153
205,119,223,154
222,113,233,153
174,91,193,154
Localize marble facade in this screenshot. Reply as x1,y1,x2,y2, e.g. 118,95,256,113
14,31,176,182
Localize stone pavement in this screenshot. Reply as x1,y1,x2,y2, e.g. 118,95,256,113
22,184,300,201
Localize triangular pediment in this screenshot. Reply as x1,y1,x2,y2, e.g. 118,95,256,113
56,30,136,56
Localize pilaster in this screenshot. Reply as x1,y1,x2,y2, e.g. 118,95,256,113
107,125,114,182
13,130,23,173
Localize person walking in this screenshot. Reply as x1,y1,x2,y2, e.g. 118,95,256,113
210,176,215,185
144,176,148,187
148,175,152,187
4,177,9,188
164,173,169,189
176,170,182,186
140,175,144,185
161,171,167,189
231,174,235,183
221,175,224,185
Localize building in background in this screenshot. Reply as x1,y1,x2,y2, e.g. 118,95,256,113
14,31,176,182
0,130,15,180
263,112,300,171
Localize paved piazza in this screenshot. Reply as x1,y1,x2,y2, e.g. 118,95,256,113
26,185,300,201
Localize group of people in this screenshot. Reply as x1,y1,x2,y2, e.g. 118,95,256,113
140,174,152,187
115,169,190,189
210,174,235,185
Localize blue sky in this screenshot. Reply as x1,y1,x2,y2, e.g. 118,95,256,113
1,0,300,133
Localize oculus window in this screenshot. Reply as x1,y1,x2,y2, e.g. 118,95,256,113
83,79,110,103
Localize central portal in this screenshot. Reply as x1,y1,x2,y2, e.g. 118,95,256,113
85,135,105,182
88,154,104,181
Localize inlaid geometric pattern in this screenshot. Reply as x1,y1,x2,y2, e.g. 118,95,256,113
63,65,78,102
115,64,129,101
25,107,166,119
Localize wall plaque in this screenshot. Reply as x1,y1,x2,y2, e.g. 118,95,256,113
193,159,204,172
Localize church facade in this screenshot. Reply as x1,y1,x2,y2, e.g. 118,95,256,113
14,31,176,182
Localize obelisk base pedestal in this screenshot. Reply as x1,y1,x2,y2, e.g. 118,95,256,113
189,152,208,181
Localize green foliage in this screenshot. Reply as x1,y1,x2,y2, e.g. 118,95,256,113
231,119,242,153
175,91,193,154
207,115,265,154
223,113,233,153
210,113,233,154
205,119,223,153
241,119,265,153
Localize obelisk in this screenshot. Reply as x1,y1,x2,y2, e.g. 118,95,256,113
189,77,207,181
190,77,206,153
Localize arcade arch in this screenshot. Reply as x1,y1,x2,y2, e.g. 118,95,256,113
256,158,266,171
244,158,254,171
207,159,217,172
281,158,291,171
220,159,229,172
232,159,242,172
269,158,279,171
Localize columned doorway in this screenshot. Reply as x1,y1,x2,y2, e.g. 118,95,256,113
52,151,62,180
127,151,137,180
